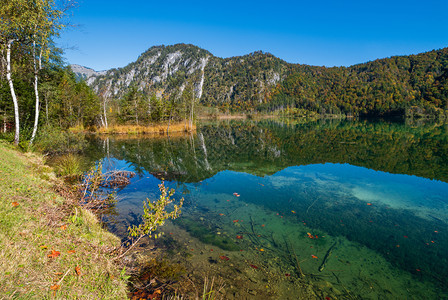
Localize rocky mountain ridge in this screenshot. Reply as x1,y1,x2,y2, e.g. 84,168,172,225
71,43,292,110
70,64,107,83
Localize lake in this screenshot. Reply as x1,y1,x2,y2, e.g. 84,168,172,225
83,119,448,299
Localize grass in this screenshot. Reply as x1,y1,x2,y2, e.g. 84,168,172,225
0,141,128,299
51,153,83,177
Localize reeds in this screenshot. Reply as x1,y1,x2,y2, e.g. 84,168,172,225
96,123,196,135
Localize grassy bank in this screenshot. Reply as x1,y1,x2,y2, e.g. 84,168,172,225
0,141,128,299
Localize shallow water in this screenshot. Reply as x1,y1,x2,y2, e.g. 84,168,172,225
84,119,448,299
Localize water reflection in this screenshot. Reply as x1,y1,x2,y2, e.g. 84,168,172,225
87,119,448,183
84,119,448,298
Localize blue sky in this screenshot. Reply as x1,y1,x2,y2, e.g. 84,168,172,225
57,0,448,71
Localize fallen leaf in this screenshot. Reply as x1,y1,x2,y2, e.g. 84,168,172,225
67,250,75,254
60,224,67,230
50,284,60,291
219,256,230,261
249,264,258,269
307,232,315,239
11,202,19,207
147,293,159,300
75,266,81,276
311,255,318,259
48,250,61,258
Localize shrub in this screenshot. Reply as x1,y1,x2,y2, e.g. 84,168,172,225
34,124,87,154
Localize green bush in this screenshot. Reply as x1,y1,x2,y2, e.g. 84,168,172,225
34,124,87,154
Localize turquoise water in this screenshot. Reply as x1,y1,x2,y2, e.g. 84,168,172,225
85,120,448,299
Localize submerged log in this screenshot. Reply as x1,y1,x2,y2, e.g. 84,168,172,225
100,170,136,188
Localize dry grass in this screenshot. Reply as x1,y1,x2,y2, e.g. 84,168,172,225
97,131,195,142
71,122,196,135
0,141,128,299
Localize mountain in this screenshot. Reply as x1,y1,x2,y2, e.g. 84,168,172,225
71,44,448,118
70,64,107,83
71,43,292,110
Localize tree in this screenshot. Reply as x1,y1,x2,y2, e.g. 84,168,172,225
0,0,64,145
118,181,183,259
119,85,145,125
29,0,64,145
149,94,164,122
0,0,32,145
98,86,110,129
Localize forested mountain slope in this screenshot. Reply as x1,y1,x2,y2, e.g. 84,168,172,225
271,47,448,117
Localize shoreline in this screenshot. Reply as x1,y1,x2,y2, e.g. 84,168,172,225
0,141,128,298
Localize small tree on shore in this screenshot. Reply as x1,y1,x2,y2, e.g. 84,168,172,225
117,181,184,259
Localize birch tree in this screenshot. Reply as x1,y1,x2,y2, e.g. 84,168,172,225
0,0,33,145
29,0,63,145
0,0,64,145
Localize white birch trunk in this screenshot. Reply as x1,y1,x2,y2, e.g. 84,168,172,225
30,40,42,145
6,40,20,145
45,91,49,124
103,97,108,129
